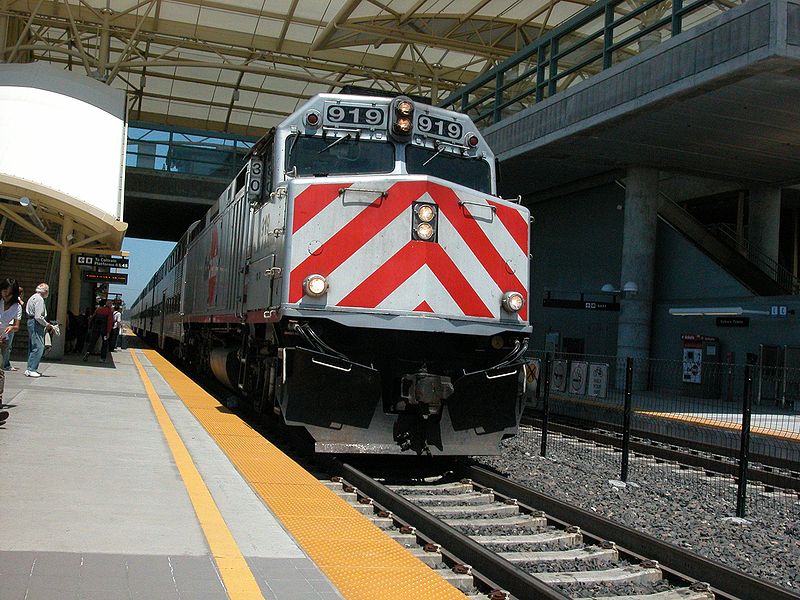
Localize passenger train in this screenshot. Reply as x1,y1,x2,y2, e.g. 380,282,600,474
130,92,531,456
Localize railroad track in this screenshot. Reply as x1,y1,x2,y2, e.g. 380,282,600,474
522,416,800,495
327,461,799,600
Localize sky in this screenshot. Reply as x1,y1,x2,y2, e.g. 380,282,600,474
108,237,176,305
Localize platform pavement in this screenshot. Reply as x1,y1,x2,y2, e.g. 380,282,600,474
0,340,345,600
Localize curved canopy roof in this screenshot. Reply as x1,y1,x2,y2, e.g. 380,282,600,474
1,0,650,136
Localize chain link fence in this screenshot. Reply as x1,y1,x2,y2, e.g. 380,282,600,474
521,352,800,516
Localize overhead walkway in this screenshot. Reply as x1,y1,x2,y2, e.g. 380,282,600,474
441,0,800,194
124,122,257,241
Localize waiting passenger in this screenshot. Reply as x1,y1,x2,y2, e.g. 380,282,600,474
1,279,22,371
83,300,114,363
109,302,122,352
24,283,55,378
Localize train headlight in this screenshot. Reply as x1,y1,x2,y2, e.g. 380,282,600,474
303,274,328,297
396,99,414,117
502,291,524,313
391,96,414,141
417,204,435,223
416,223,435,240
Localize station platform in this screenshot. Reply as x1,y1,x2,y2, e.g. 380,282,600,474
0,338,464,600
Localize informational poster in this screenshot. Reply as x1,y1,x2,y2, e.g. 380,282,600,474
550,359,567,392
568,361,588,395
682,348,703,384
588,363,609,398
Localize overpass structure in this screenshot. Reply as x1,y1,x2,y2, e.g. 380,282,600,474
439,0,800,366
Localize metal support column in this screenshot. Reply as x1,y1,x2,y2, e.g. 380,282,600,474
736,365,753,518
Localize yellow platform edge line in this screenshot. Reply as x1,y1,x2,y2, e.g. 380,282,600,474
129,350,265,600
550,393,798,442
143,349,465,600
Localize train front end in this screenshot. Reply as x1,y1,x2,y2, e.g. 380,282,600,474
273,94,531,455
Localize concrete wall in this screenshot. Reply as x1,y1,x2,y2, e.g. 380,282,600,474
528,183,624,354
528,183,800,365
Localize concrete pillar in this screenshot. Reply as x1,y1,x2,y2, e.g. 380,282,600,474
748,186,781,265
616,167,660,363
50,216,73,359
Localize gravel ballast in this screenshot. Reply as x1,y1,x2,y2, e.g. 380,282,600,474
478,430,800,593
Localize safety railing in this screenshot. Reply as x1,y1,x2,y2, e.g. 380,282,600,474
523,351,800,516
439,0,739,125
708,223,800,295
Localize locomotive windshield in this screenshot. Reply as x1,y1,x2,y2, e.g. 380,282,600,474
405,145,492,194
287,135,394,176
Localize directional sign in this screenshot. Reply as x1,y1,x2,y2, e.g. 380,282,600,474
76,255,129,269
83,271,128,284
542,298,620,311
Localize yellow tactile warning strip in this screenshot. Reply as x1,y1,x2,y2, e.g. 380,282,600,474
142,349,466,600
550,393,800,442
637,410,800,441
130,351,265,600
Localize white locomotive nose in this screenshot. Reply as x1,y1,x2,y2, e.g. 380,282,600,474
303,274,328,297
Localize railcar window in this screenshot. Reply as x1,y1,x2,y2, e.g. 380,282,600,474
286,135,394,176
406,146,492,194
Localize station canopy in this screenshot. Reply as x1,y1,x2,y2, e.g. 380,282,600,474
2,0,645,136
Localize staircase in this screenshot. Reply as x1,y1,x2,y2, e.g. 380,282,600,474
657,198,798,296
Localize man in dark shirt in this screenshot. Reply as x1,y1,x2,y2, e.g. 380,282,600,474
82,299,114,363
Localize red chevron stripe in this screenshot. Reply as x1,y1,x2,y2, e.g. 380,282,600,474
487,199,529,254
339,241,493,318
433,183,528,321
289,180,429,302
415,301,433,312
292,182,350,233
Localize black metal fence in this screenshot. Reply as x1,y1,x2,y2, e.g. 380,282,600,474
522,352,800,517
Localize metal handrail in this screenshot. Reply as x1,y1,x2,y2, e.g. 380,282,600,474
439,0,738,125
707,223,800,295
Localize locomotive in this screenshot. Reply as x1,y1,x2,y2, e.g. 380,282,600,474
130,93,531,455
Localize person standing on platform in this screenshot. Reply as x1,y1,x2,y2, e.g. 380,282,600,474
109,302,122,352
83,299,114,363
24,283,54,378
1,279,22,371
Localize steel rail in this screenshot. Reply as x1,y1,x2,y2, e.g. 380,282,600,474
334,460,571,600
522,416,800,491
463,464,800,600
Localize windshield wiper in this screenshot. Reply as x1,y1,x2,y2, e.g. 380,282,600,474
422,142,446,167
318,133,351,154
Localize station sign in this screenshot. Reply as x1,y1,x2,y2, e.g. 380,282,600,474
76,254,129,269
83,271,128,284
588,363,609,399
770,305,788,318
542,297,620,311
716,316,749,327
